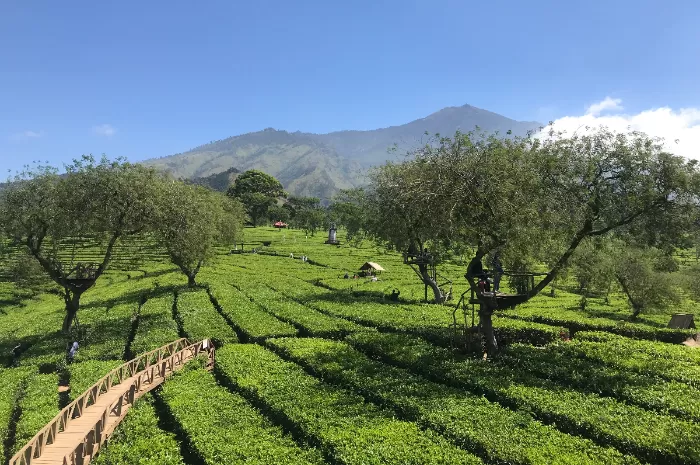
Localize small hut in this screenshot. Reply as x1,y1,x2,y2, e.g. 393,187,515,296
668,313,696,329
273,221,288,229
359,262,385,277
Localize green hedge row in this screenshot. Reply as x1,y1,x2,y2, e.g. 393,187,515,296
216,344,483,465
268,337,638,465
346,331,700,465
130,294,180,356
12,373,59,455
238,282,369,338
500,342,700,422
92,394,185,465
68,360,123,401
74,303,136,362
265,276,567,347
0,367,32,460
160,364,324,465
176,289,238,346
573,331,700,385
208,282,297,341
499,307,695,343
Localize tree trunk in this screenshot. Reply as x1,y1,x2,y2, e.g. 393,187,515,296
617,275,642,320
62,290,82,333
187,275,197,287
630,307,642,321
419,265,443,303
479,303,498,357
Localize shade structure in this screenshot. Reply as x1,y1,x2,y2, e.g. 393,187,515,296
273,221,288,228
359,262,385,272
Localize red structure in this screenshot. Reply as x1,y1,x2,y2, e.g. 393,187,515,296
273,221,288,228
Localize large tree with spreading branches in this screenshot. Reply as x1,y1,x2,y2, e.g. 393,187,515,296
0,156,162,333
366,127,700,355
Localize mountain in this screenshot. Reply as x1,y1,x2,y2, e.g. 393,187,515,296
190,167,241,192
313,104,542,166
143,104,542,199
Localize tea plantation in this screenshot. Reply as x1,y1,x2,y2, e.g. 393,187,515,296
1,227,699,465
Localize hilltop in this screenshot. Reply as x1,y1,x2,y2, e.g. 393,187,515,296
143,104,542,199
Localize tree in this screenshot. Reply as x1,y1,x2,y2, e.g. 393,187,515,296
267,204,290,224
367,128,699,356
330,188,368,245
568,237,616,307
287,197,326,235
226,170,286,226
0,156,161,333
156,181,245,287
615,246,680,319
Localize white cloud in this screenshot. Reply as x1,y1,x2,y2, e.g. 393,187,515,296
92,124,116,137
585,97,623,116
541,98,700,160
10,130,44,141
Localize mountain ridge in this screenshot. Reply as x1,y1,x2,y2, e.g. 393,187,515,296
143,104,542,199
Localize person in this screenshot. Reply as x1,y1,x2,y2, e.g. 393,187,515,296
343,272,349,279
466,250,490,291
390,289,400,301
491,251,504,293
290,253,294,259
67,341,79,363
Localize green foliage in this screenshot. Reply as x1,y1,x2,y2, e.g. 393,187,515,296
569,331,700,387
227,170,286,226
0,368,32,461
216,344,483,465
0,156,163,331
7,249,51,292
269,337,638,465
614,246,681,318
267,204,291,223
366,128,700,301
501,302,695,343
347,331,700,465
236,281,368,338
286,197,326,236
156,181,245,286
92,394,185,465
131,294,180,356
209,283,297,341
68,360,123,400
175,289,238,346
73,303,136,362
500,342,700,422
330,188,368,245
568,237,616,296
13,373,59,454
160,365,324,464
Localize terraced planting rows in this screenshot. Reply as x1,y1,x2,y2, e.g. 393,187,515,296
0,228,699,464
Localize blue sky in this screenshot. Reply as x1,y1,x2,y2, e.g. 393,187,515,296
2,0,699,174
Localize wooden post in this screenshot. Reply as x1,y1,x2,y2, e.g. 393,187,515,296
74,443,84,465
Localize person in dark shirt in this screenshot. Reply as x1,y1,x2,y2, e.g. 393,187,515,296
466,250,490,291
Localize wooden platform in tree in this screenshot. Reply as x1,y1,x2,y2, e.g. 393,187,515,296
10,338,215,465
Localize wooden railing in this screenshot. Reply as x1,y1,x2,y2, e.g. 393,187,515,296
10,338,214,465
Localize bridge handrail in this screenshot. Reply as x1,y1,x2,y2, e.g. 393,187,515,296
10,338,213,465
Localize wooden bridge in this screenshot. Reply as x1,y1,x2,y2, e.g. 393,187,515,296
10,338,215,465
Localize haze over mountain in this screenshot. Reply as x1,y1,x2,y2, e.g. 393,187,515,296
144,104,542,199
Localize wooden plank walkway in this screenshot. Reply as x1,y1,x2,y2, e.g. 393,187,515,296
10,338,214,465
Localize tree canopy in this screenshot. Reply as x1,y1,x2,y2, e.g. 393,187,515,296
365,127,700,354
0,156,162,332
155,182,245,287
227,170,286,226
